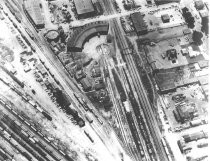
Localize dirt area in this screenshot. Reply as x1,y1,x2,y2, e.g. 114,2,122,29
83,35,107,60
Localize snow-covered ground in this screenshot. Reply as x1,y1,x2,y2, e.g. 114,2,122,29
0,7,133,161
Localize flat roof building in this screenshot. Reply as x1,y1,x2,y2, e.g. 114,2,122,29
24,0,44,29
131,12,148,35
161,14,170,23
74,0,95,18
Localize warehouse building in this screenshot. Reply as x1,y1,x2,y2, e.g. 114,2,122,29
131,12,148,35
154,0,180,5
23,0,44,29
182,131,208,143
74,0,95,19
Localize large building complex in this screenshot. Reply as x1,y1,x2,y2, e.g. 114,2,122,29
23,0,45,29
74,0,95,19
130,12,148,35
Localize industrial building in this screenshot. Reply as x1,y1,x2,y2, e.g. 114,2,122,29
182,131,208,143
23,0,45,29
154,0,180,5
166,49,177,62
74,0,95,19
131,12,148,35
173,105,198,123
161,14,170,23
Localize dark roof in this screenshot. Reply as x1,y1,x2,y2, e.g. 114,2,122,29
161,14,170,20
131,12,147,33
74,0,94,15
154,0,180,4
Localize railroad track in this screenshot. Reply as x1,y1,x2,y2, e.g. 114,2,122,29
112,18,168,161
100,0,167,159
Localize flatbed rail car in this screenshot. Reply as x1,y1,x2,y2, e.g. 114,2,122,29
84,131,94,143
25,27,35,39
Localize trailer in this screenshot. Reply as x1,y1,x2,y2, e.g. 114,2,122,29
42,111,52,121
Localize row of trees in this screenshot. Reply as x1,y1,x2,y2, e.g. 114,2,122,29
182,7,195,29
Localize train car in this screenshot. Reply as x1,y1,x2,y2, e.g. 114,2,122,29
85,114,93,124
20,130,29,137
28,100,36,107
29,137,35,144
44,137,50,143
0,149,8,160
36,105,43,112
0,99,6,105
22,95,29,102
84,131,94,143
25,27,35,39
30,126,37,132
42,111,52,121
18,115,24,121
161,138,167,147
97,117,103,125
65,154,74,161
59,150,65,156
24,120,31,126
11,109,18,115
